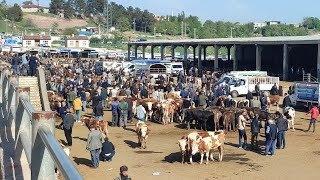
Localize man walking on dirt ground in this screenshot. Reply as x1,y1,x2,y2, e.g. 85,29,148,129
306,105,319,133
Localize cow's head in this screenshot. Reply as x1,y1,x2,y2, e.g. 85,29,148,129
147,102,153,111
191,135,202,155
178,136,188,155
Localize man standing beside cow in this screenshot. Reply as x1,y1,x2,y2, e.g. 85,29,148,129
118,98,129,128
237,110,251,149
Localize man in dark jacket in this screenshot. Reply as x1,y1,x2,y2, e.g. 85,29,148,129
124,98,133,123
250,114,261,150
282,93,291,108
140,86,148,99
271,83,279,95
246,90,254,107
265,120,278,156
255,83,260,100
11,54,20,75
29,54,38,76
94,101,104,121
260,95,268,111
276,112,288,149
63,109,75,146
100,87,108,109
91,92,102,118
100,137,115,162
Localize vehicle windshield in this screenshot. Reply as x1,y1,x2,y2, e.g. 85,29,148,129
172,65,182,68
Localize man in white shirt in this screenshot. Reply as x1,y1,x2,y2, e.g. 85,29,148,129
136,103,146,122
111,87,118,98
237,110,250,149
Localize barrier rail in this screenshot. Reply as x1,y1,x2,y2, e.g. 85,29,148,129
0,67,82,180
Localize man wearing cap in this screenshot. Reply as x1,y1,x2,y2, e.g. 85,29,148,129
63,109,75,146
114,165,131,180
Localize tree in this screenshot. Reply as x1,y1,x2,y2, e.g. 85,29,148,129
22,1,33,5
63,0,74,19
73,0,86,17
63,27,78,35
51,22,59,32
49,0,63,15
116,16,130,32
6,4,23,22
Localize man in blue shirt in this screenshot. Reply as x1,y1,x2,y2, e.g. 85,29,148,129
136,102,146,122
29,54,38,76
111,97,119,127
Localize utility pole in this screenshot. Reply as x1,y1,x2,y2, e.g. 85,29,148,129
184,23,187,37
194,28,196,39
231,27,234,38
154,27,156,36
133,18,136,33
181,21,184,36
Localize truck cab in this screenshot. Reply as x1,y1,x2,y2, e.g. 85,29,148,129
289,82,319,108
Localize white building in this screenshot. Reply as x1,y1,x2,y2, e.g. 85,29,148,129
21,4,49,13
253,22,267,30
22,35,52,47
65,35,89,48
266,21,281,26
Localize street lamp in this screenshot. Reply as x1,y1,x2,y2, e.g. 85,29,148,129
230,27,235,38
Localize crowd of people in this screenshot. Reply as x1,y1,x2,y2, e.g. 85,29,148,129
6,53,320,176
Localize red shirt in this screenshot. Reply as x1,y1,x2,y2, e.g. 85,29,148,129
308,107,319,119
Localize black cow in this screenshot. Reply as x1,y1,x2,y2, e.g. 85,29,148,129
184,108,214,131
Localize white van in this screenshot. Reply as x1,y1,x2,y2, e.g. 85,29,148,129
171,62,184,75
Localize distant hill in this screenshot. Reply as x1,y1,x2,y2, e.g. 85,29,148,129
23,13,88,29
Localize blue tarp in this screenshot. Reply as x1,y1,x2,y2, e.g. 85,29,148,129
79,31,92,36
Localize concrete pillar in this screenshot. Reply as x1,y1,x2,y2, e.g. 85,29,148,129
227,46,231,61
171,45,176,60
134,45,138,59
151,46,155,59
31,112,56,180
233,44,237,71
318,44,320,79
193,46,196,61
203,46,207,61
283,44,289,81
142,46,146,59
160,45,165,60
198,45,202,71
127,45,131,60
183,45,188,62
214,44,220,71
256,44,262,71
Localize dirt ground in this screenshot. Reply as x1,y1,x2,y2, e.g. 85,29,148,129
55,96,320,180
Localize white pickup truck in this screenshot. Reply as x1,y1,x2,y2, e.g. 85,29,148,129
288,82,320,108
229,76,279,98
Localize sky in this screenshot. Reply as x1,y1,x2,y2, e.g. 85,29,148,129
8,0,320,23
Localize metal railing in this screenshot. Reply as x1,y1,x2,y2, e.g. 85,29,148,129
0,67,82,180
303,73,318,82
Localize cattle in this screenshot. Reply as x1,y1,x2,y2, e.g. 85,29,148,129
216,96,227,107
136,121,150,149
177,136,188,164
139,98,158,122
80,117,108,138
267,95,280,112
188,131,225,164
184,108,214,130
237,99,249,108
223,111,236,131
206,108,223,131
284,106,296,131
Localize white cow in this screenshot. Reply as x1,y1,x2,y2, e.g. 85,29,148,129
284,106,296,131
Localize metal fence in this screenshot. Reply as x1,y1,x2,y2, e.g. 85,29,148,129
0,67,83,180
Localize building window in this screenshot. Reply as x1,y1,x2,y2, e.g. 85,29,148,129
26,40,32,46
82,41,86,46
69,40,74,46
43,40,48,45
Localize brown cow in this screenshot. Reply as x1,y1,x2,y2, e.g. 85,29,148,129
80,117,108,138
136,121,150,149
223,111,236,131
267,95,280,112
